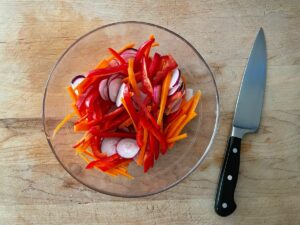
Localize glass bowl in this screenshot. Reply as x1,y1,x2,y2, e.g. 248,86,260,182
43,21,219,197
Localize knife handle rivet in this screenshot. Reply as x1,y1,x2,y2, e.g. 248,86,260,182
232,148,238,154
227,175,233,180
222,203,228,208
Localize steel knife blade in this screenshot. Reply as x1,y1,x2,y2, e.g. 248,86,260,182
215,28,267,217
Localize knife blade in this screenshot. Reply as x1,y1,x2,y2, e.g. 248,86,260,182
215,28,267,217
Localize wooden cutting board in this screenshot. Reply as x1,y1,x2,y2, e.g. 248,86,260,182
0,1,299,224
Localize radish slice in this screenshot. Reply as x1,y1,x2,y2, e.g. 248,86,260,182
109,59,120,67
116,83,126,107
185,88,193,101
71,75,85,89
109,77,122,102
153,85,161,104
99,79,109,101
169,98,182,114
168,78,183,96
169,69,180,88
117,138,140,159
120,48,137,62
101,138,120,156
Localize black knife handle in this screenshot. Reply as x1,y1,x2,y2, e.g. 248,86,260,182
215,136,241,217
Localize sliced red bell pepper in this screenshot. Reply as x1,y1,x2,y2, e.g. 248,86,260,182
123,84,139,126
134,38,155,70
153,55,178,84
90,136,107,159
134,95,160,130
87,63,128,78
88,106,125,126
136,122,144,148
92,98,103,121
165,108,182,125
108,48,126,65
148,53,161,79
141,57,154,98
90,131,136,139
103,113,129,131
76,85,96,111
86,154,130,171
149,133,159,160
143,147,154,173
140,117,168,154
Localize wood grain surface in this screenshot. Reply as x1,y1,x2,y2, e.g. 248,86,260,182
0,0,299,224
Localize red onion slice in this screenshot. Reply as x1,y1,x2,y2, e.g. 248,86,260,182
169,69,181,88
99,79,109,101
101,138,121,156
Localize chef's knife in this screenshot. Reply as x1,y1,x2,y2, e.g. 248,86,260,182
215,28,267,217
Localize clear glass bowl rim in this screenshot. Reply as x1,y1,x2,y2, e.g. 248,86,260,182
42,21,220,198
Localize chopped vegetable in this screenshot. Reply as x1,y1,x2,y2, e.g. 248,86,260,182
53,37,202,178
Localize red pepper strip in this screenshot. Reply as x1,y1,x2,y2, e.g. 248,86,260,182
90,136,107,159
86,63,128,78
75,113,89,125
108,48,126,65
141,57,154,98
148,53,161,78
75,85,94,110
143,146,154,173
92,98,103,121
153,55,178,84
85,92,99,109
136,122,144,148
149,133,159,160
88,107,125,126
74,121,91,132
134,95,160,130
165,108,182,125
90,130,136,139
134,38,155,70
123,84,139,126
86,154,131,171
103,113,129,131
140,117,168,154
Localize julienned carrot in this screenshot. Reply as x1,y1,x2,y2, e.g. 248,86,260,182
52,112,75,139
167,133,187,143
137,128,148,166
128,58,140,97
167,114,187,138
169,112,198,148
67,86,77,102
95,42,135,69
97,59,109,69
188,90,202,115
121,98,137,130
72,103,81,117
157,71,172,125
76,147,97,159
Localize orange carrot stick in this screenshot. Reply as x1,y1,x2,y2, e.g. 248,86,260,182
67,86,77,102
52,112,75,139
157,71,172,125
137,128,148,166
167,133,187,143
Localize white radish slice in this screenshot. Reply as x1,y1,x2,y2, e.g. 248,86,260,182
71,75,85,89
116,83,126,107
101,138,120,156
109,78,122,102
120,48,137,62
109,59,120,67
99,79,109,101
117,138,140,159
169,69,181,88
185,88,194,101
168,78,183,96
169,98,183,114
